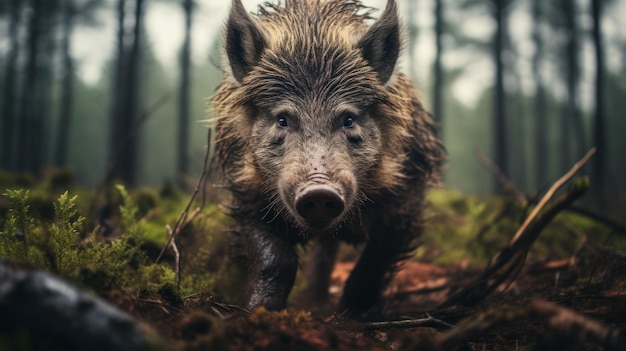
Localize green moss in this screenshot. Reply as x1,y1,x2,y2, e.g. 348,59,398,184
421,189,518,266
420,188,620,267
0,170,36,189
0,179,234,302
131,187,159,218
41,167,75,192
1,177,619,305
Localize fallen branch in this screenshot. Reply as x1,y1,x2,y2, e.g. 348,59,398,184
508,179,589,254
365,314,454,331
442,179,589,308
440,148,595,308
436,305,527,349
434,299,625,350
477,146,622,236
511,147,596,244
530,299,626,351
338,313,454,332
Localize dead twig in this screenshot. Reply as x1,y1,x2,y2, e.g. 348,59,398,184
338,313,454,332
480,147,616,237
156,129,212,267
441,148,595,308
365,314,454,331
441,180,589,307
506,179,589,255
165,225,181,291
511,147,596,244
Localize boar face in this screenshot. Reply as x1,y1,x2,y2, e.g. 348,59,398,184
221,0,401,231
249,57,383,230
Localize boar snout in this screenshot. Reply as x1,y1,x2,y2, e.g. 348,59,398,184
295,184,345,228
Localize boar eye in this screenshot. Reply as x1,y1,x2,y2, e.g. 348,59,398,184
342,112,356,128
276,113,289,128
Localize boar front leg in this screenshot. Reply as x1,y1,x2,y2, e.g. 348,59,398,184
243,225,298,311
339,219,420,315
303,238,339,305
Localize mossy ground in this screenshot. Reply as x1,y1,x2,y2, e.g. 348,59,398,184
1,169,625,350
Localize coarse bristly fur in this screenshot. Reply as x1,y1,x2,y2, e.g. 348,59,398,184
211,0,445,314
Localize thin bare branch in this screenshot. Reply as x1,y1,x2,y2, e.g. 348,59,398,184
511,147,596,244
338,314,454,332
156,129,212,264
441,148,595,308
363,314,454,331
165,225,181,291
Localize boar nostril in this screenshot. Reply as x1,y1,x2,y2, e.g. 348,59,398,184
295,184,344,223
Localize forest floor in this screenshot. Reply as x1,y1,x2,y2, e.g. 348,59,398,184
107,247,626,351
1,168,626,350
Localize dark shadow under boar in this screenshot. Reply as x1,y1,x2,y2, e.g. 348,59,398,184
212,0,444,315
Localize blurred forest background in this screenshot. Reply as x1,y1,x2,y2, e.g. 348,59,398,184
0,0,624,208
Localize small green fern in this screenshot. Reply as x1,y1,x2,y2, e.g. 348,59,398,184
49,191,85,278
0,184,233,300
0,189,47,266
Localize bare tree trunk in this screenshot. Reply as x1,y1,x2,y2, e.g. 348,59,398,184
17,0,58,175
35,1,59,173
108,0,144,187
432,0,444,130
1,0,21,170
492,0,508,192
107,0,126,185
591,0,606,207
532,0,547,190
508,71,528,193
18,0,42,173
121,0,144,186
177,0,193,178
54,0,76,167
560,0,582,175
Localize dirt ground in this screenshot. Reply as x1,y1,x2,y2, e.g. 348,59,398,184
108,246,626,351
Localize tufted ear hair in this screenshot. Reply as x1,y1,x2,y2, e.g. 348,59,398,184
357,0,400,84
226,0,267,83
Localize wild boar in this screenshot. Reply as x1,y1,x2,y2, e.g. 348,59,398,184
212,0,444,314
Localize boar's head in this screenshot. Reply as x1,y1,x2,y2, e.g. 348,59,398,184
216,0,409,232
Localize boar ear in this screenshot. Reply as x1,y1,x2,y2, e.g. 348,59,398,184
357,0,400,84
226,0,267,83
